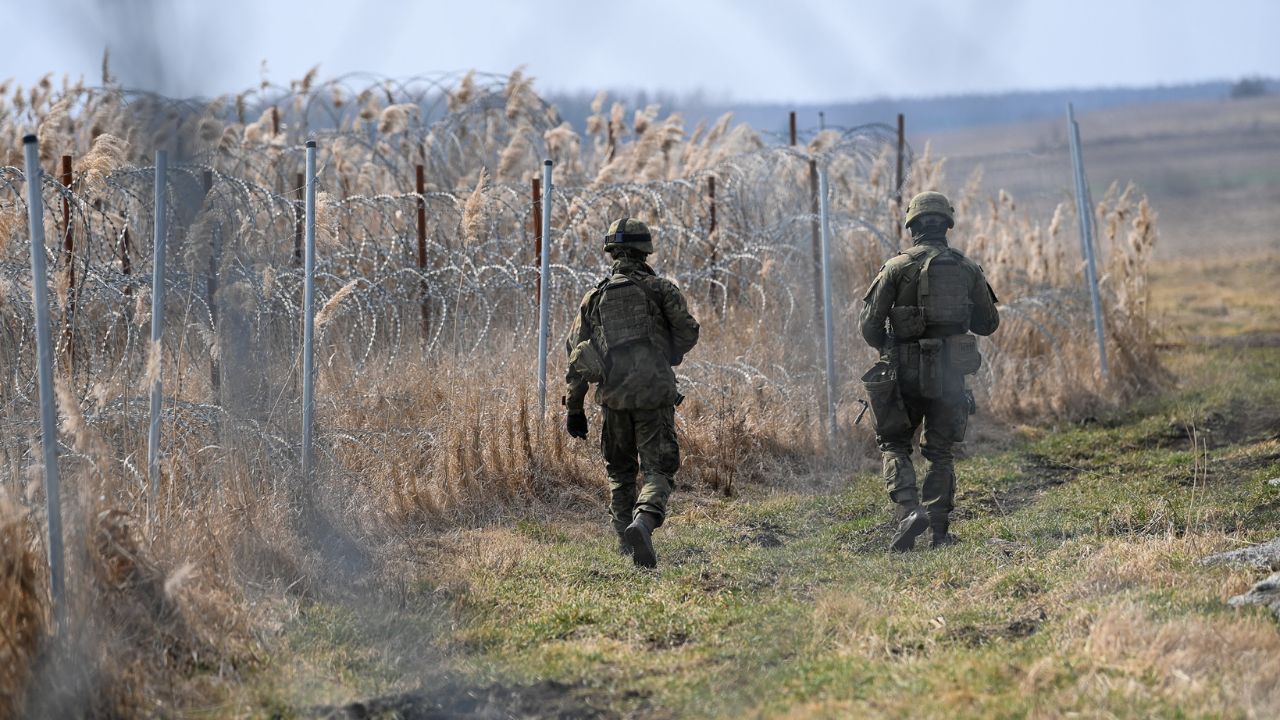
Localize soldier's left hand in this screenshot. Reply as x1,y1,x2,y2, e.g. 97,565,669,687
566,411,588,439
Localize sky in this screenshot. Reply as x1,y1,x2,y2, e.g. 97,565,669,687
6,0,1278,103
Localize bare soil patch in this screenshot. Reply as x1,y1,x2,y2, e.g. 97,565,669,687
309,679,630,720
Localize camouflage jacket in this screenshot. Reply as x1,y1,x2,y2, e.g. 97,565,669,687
564,257,700,411
858,237,1000,350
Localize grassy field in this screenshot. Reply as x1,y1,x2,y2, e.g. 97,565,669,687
221,247,1280,719
929,94,1280,258
3,71,1216,718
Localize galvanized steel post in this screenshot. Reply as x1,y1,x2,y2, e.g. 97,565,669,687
302,141,318,483
537,160,553,416
23,134,66,630
1067,104,1109,379
148,150,168,524
817,165,838,442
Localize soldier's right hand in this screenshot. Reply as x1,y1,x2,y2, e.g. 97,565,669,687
566,411,589,439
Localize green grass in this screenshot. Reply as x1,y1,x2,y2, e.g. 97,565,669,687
244,343,1280,718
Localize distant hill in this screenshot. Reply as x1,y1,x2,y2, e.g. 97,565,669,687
547,79,1277,138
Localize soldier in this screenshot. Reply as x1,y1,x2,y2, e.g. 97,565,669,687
859,191,1000,552
564,218,700,568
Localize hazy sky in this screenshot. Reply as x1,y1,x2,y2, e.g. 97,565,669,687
7,0,1278,102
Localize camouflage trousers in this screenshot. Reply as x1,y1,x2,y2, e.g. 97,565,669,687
601,406,679,536
877,384,969,520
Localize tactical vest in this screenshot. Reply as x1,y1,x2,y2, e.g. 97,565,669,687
888,245,973,340
593,272,660,358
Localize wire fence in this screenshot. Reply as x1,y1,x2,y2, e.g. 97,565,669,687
0,72,1158,524
0,73,932,514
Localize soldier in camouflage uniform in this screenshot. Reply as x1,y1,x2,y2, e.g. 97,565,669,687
859,192,1000,551
564,218,700,568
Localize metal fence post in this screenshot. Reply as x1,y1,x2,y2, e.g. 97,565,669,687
817,164,838,442
1067,103,1109,379
416,164,429,338
23,135,66,630
148,150,168,525
537,160,553,416
302,141,318,483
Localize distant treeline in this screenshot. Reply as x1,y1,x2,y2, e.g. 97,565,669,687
547,78,1276,139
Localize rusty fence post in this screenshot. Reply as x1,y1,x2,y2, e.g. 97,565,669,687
294,172,304,265
121,224,132,296
707,175,717,236
60,155,75,370
531,175,542,301
896,112,905,237
416,164,430,339
203,169,220,396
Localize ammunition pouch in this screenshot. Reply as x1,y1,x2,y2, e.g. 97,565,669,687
945,333,982,375
861,360,911,438
918,338,945,399
888,306,926,340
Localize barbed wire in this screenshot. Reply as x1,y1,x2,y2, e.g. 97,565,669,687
0,74,1125,504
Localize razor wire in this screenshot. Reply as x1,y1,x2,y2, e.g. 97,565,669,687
0,74,1113,510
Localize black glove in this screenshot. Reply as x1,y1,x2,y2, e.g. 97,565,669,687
566,411,588,439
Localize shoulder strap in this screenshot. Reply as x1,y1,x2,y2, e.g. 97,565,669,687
627,271,672,330
914,246,947,306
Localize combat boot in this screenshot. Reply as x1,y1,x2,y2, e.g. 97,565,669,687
624,512,660,568
930,516,959,547
890,506,930,553
616,533,634,556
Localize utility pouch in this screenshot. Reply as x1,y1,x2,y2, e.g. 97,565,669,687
945,333,982,375
918,338,944,399
861,361,911,437
568,339,606,384
888,306,926,340
896,342,921,393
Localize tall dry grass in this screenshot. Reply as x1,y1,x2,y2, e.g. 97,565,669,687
0,65,1168,714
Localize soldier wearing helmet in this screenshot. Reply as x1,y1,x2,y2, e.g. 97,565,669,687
858,191,1000,551
564,218,700,568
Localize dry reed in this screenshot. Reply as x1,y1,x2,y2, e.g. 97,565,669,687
0,67,1171,715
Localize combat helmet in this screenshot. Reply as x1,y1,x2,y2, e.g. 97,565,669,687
903,191,955,229
603,217,653,254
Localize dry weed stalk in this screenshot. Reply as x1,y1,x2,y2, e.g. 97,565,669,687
0,66,1173,713
0,491,45,718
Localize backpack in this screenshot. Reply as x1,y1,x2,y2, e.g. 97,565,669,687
592,272,664,358
888,246,974,339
